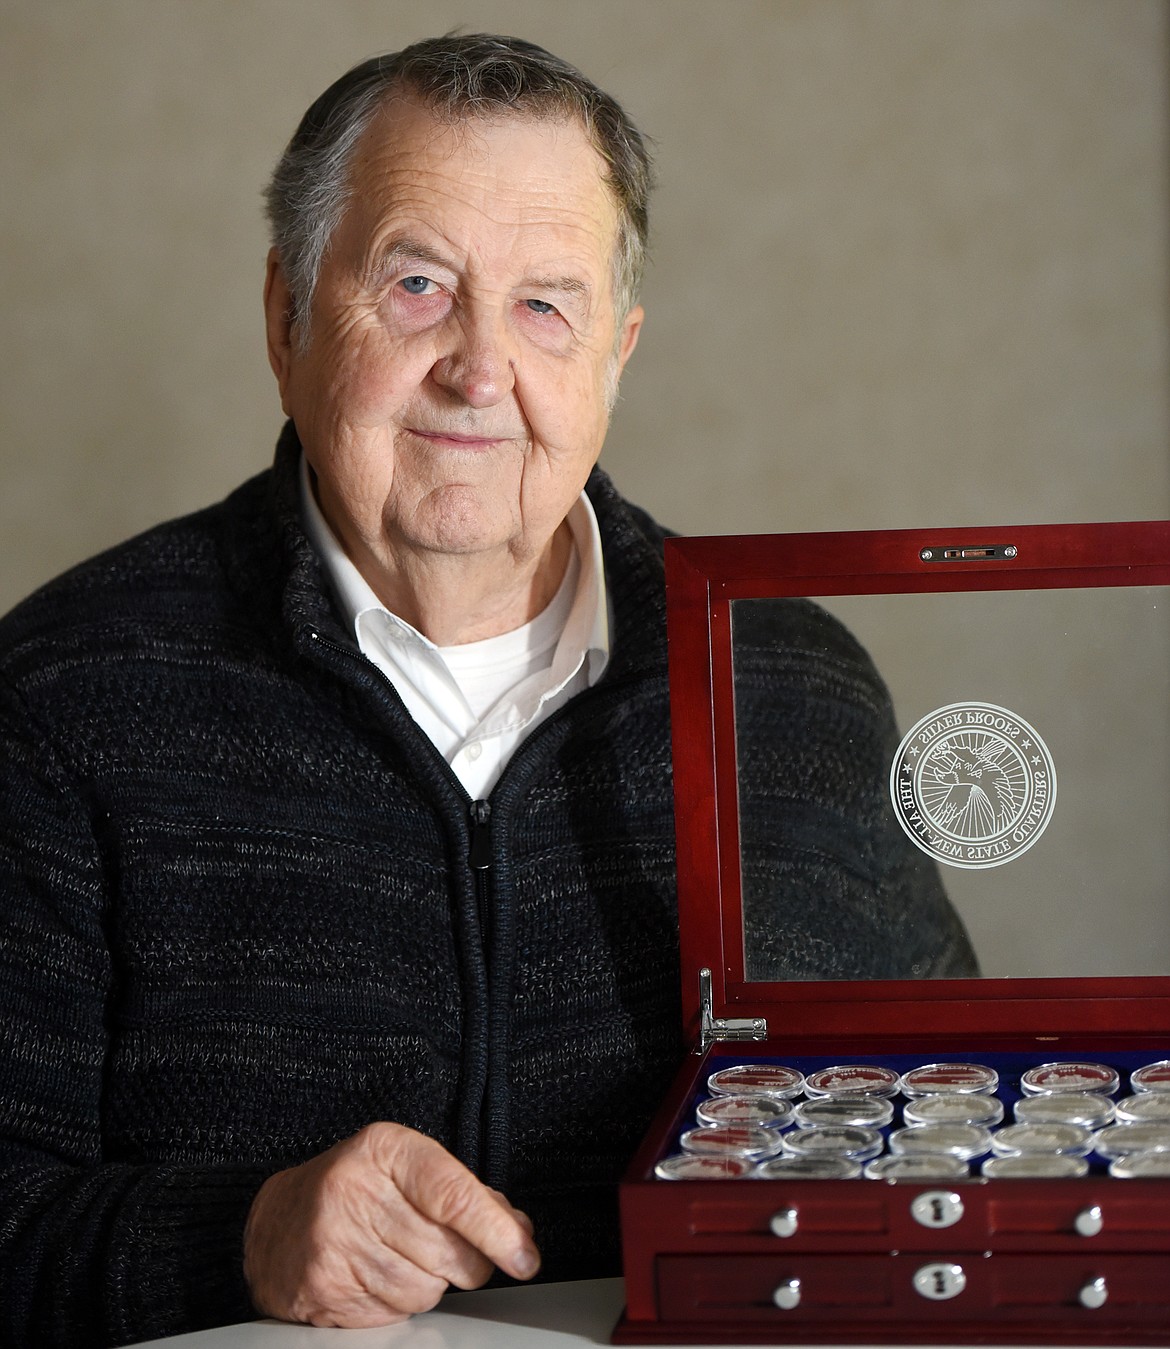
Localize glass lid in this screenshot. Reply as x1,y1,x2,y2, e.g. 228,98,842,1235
665,522,1170,1038
733,583,1168,980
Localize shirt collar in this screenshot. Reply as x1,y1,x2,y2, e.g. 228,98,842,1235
298,451,610,694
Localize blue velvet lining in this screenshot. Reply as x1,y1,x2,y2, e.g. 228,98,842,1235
668,1050,1168,1175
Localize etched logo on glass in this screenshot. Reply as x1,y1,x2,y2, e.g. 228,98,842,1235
889,701,1056,869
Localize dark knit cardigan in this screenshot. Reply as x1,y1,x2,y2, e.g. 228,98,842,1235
0,427,974,1346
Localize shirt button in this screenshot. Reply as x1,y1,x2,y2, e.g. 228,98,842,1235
466,742,483,761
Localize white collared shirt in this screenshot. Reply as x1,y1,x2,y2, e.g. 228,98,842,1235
299,455,610,798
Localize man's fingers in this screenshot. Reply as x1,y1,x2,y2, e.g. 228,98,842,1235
384,1132,541,1281
245,1122,543,1330
345,1243,451,1320
488,1187,536,1238
365,1197,495,1291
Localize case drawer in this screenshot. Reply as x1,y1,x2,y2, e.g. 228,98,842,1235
657,1251,1170,1325
626,1177,1170,1257
684,1186,889,1243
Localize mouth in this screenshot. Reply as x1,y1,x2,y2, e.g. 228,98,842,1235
407,427,517,449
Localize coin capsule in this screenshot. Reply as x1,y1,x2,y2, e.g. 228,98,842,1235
707,1064,805,1100
793,1095,894,1129
680,1124,785,1162
696,1094,795,1129
754,1154,862,1179
782,1123,885,1161
1131,1060,1170,1093
900,1062,998,1097
1020,1061,1120,1096
904,1093,1004,1128
1110,1151,1170,1178
655,1153,755,1180
990,1122,1093,1157
889,1123,993,1160
865,1153,969,1181
983,1153,1089,1179
1115,1092,1170,1125
1013,1092,1115,1130
804,1064,900,1098
1093,1122,1170,1159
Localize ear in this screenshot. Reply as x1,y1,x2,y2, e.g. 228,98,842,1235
616,304,644,373
263,248,296,405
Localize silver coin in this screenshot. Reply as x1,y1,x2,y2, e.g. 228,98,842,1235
655,1152,755,1180
804,1064,900,1098
900,1062,998,1097
1014,1092,1115,1130
983,1153,1089,1179
754,1154,862,1179
680,1124,785,1162
1131,1060,1170,1093
904,1093,1004,1128
990,1122,1092,1157
865,1153,969,1181
1115,1093,1170,1125
1020,1061,1120,1096
783,1123,884,1161
707,1063,805,1099
1110,1151,1170,1178
888,1123,992,1160
793,1095,894,1129
696,1094,795,1129
1093,1122,1170,1159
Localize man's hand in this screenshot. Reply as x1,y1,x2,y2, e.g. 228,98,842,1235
243,1122,541,1327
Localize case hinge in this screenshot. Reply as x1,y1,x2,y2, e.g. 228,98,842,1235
696,967,768,1054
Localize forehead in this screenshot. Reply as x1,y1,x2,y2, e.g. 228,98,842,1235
337,97,620,274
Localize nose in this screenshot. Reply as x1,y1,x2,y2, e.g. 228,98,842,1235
431,310,516,409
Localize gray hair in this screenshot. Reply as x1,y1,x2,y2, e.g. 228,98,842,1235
264,34,653,345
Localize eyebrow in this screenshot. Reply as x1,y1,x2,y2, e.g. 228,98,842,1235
364,236,594,308
364,237,452,286
526,274,593,304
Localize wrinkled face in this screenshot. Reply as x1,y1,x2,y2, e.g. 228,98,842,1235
265,97,642,594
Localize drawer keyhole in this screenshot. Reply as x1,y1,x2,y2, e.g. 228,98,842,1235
911,1190,964,1229
913,1262,967,1301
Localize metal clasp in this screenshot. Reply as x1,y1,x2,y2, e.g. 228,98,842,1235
696,967,768,1053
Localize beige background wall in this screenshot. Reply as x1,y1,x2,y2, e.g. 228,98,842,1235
2,1,1168,978
3,0,1167,616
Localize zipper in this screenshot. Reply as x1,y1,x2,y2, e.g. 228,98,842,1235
469,798,492,938
304,627,496,1167
469,796,504,1182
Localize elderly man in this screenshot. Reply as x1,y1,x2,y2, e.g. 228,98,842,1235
0,33,975,1347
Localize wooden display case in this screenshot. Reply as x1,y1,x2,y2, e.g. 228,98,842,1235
616,521,1170,1344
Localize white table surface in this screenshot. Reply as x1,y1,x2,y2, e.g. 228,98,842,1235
124,1275,1163,1349
129,1277,626,1348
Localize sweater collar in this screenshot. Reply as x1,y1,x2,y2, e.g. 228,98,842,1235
583,464,669,684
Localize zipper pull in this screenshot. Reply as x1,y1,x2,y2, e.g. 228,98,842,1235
469,799,492,871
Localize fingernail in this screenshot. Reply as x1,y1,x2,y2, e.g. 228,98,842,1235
513,1246,540,1280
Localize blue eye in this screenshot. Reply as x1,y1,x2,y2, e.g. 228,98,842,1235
401,276,432,295
526,298,556,315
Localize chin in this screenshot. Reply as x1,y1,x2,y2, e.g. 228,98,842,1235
407,489,519,557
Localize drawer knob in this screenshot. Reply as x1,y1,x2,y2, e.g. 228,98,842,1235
769,1206,799,1238
772,1277,802,1310
913,1262,967,1301
1074,1205,1104,1237
1079,1276,1108,1309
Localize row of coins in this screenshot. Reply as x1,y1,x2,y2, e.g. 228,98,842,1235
654,1058,1170,1181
